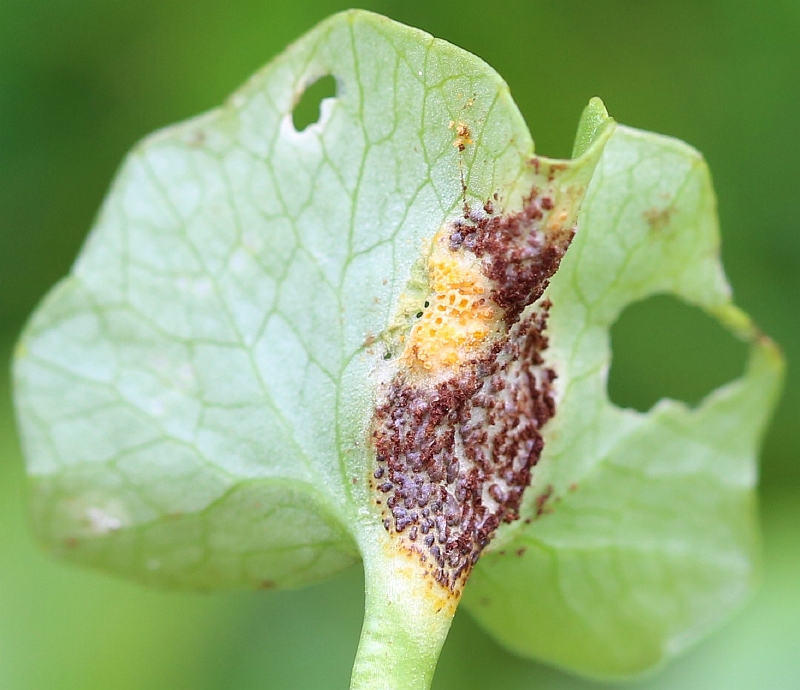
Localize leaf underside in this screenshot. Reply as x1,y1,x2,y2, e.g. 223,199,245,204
13,9,782,680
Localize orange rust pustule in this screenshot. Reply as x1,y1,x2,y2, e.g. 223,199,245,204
450,191,573,324
372,306,556,591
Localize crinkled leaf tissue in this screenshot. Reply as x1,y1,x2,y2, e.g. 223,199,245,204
12,10,783,690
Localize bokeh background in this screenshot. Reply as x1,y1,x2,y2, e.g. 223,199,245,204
1,1,798,688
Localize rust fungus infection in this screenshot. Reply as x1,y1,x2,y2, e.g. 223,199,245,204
371,187,576,593
449,120,473,152
644,204,675,232
400,228,499,374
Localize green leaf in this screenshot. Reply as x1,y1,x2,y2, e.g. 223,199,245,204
12,9,782,689
463,126,784,678
14,9,538,592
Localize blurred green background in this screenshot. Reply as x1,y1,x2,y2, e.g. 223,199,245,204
1,1,798,688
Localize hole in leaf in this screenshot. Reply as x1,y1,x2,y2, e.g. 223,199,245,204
292,75,337,131
608,295,748,411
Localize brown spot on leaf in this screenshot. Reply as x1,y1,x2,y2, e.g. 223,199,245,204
449,120,473,151
534,484,554,517
372,305,559,591
371,181,579,594
644,205,675,231
449,189,573,324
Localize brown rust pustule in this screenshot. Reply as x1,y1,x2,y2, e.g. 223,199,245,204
371,188,573,593
450,192,574,324
373,305,557,591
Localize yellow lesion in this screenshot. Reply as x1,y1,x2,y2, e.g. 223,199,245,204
448,120,473,152
401,228,502,374
383,537,462,612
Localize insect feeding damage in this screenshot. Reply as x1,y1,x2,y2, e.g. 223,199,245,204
371,184,577,594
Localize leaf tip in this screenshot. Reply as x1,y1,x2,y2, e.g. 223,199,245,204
572,96,615,159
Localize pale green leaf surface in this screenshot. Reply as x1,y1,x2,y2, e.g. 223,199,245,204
464,127,784,677
13,10,537,591
11,9,782,684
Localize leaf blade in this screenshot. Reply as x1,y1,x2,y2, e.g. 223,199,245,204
463,126,783,677
13,9,539,592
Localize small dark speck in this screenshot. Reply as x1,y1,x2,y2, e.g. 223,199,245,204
416,311,423,318
535,484,554,517
449,231,464,250
516,548,527,557
644,206,674,231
